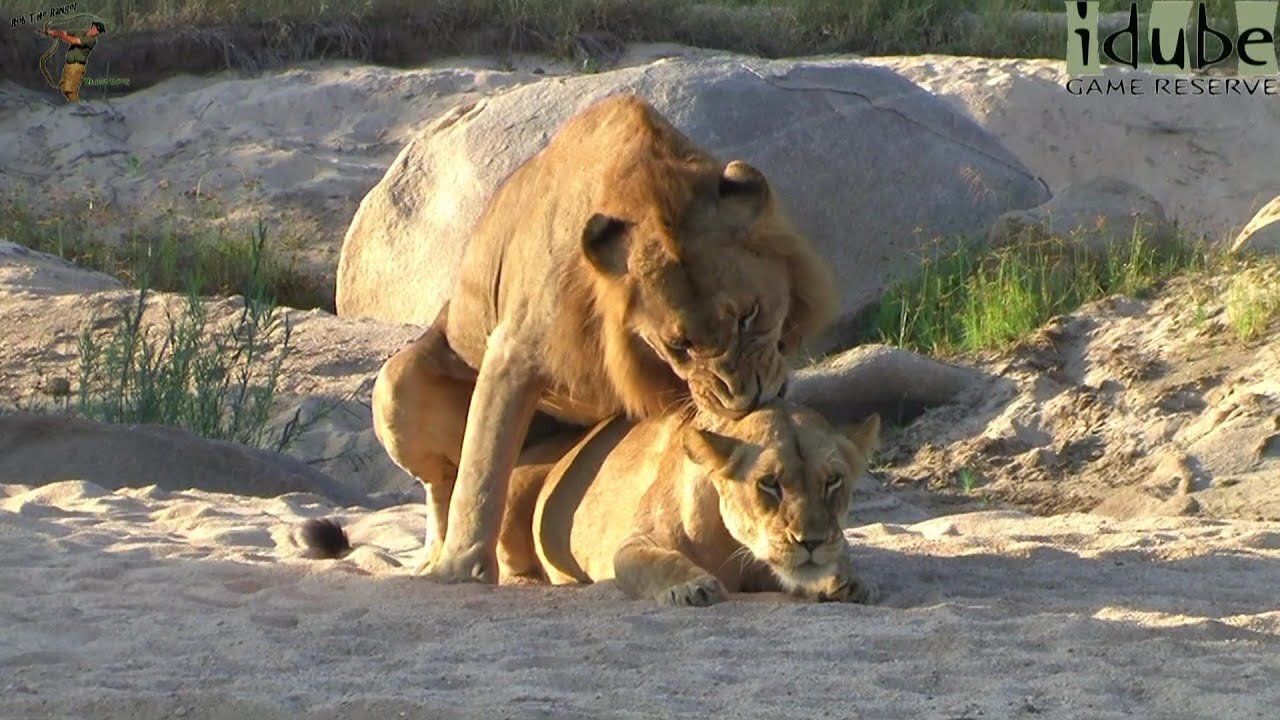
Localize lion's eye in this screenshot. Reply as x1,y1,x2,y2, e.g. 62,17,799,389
825,474,844,496
757,475,781,500
665,336,692,354
737,303,759,333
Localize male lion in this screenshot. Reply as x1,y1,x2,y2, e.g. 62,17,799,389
306,403,880,606
373,94,838,584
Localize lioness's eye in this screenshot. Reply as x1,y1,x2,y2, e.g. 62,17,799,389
737,303,759,333
825,474,844,496
758,475,781,500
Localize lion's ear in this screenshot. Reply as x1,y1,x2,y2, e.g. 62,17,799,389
581,213,631,276
836,413,881,470
682,426,740,471
718,160,770,225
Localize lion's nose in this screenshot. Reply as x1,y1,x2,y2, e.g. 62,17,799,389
799,539,823,553
712,374,755,410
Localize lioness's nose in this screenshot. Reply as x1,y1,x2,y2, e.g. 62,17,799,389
788,530,824,553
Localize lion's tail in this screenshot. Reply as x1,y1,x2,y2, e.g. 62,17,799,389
300,517,353,559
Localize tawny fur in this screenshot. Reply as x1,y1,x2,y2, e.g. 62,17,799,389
372,94,839,584
496,402,881,606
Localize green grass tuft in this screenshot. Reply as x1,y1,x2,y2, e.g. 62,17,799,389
72,220,299,449
862,226,1209,356
956,466,982,493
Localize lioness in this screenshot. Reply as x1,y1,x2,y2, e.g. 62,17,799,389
310,403,880,606
372,94,838,584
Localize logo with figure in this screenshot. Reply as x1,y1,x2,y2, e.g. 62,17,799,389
38,17,108,102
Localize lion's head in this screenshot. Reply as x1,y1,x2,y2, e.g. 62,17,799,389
682,402,880,589
567,97,838,421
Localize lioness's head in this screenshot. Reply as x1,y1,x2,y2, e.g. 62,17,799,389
582,156,838,420
682,403,880,588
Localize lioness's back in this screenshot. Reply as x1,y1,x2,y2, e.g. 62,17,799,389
532,417,677,584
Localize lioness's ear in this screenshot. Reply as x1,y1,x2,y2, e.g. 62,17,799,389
682,427,740,471
718,160,770,225
581,213,631,276
837,413,881,469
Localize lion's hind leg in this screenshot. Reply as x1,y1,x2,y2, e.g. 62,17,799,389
410,459,458,574
613,535,727,607
372,308,476,574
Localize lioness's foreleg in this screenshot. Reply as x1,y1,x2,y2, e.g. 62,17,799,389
372,304,476,572
614,535,728,607
422,323,544,585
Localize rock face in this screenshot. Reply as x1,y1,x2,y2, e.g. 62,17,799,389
987,177,1176,256
0,412,370,507
1231,195,1280,255
336,55,1049,350
865,56,1280,241
788,344,994,427
0,240,122,295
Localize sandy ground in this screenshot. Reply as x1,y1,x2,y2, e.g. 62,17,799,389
3,46,1280,719
2,479,1278,719
881,268,1280,522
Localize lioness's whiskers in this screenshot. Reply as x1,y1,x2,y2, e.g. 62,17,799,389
719,545,755,575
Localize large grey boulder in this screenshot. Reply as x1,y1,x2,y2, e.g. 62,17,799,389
988,177,1176,257
787,344,995,427
337,55,1049,351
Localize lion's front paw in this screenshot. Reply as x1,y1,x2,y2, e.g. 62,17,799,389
416,545,498,585
813,569,878,605
661,574,727,607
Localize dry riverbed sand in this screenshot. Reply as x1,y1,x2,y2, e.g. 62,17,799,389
2,46,1280,719
3,479,1279,719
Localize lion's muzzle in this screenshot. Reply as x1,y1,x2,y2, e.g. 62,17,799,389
694,364,788,419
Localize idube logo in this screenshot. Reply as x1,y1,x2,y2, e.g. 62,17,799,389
1065,1,1279,95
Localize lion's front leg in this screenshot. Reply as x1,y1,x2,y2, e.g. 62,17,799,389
799,550,878,605
423,324,544,585
614,535,728,607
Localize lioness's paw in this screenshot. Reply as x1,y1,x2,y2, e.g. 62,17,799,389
814,571,879,605
661,574,727,607
417,546,499,585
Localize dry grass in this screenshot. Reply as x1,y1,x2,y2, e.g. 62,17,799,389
4,0,1268,94
1224,263,1280,342
1,192,332,311
0,0,1107,67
